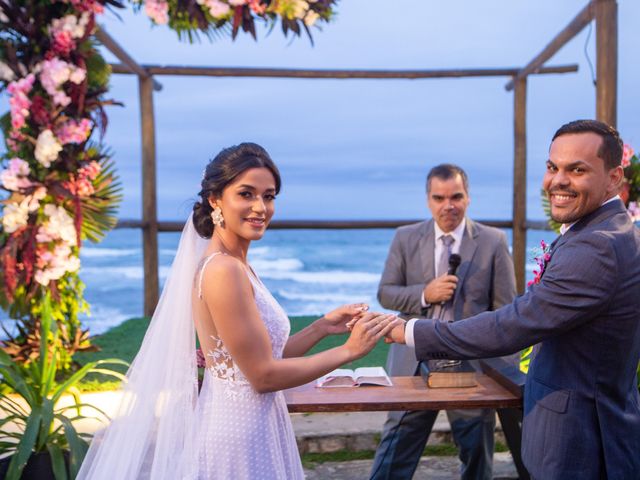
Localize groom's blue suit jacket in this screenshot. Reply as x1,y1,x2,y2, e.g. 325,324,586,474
413,200,640,479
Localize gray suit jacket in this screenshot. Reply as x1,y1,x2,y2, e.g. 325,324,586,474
378,218,517,376
413,201,640,479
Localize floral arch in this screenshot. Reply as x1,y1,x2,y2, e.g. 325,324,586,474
0,0,337,365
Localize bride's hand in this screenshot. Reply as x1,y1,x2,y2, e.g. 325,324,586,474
316,303,369,335
343,312,403,360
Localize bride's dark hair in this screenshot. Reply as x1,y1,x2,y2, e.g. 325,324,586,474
192,142,281,238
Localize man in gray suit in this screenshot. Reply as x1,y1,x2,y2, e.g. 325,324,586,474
370,164,517,480
387,120,640,479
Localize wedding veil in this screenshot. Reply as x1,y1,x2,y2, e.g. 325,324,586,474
78,214,208,479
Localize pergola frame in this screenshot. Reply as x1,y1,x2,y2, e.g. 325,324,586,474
97,0,617,316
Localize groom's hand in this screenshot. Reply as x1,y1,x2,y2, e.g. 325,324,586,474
384,319,407,344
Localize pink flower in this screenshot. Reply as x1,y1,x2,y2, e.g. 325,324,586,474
39,58,86,107
1,158,32,191
7,74,35,132
63,0,104,14
196,348,206,368
527,240,551,287
52,30,75,56
64,176,95,197
198,0,231,17
248,0,267,14
55,118,92,144
145,0,170,24
622,144,635,168
79,161,101,180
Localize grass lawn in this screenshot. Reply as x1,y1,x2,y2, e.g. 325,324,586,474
74,316,391,391
301,442,508,469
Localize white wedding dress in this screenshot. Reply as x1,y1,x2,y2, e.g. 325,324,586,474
192,252,305,479
77,218,304,480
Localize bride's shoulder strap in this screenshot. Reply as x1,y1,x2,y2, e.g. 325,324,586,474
197,252,227,299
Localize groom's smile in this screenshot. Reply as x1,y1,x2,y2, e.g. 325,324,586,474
544,132,622,225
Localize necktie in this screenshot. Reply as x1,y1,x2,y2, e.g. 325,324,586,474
437,234,455,277
432,234,455,321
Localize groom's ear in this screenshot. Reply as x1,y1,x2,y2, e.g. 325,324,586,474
607,165,624,195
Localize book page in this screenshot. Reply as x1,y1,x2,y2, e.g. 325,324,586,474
353,367,392,387
316,368,356,387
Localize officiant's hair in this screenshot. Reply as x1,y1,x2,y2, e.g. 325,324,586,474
426,164,469,194
193,142,281,238
552,119,623,170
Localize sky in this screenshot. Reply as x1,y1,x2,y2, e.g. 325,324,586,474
5,0,640,222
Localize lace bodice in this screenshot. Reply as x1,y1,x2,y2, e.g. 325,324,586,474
196,253,291,395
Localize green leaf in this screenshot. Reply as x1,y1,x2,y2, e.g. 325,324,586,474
57,414,88,478
4,407,42,480
540,188,562,233
36,398,55,452
0,366,36,406
47,444,69,480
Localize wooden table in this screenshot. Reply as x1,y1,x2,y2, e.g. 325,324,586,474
285,374,521,413
285,366,529,479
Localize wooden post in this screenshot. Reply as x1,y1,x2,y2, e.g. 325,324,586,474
513,76,527,294
139,76,159,316
595,0,617,127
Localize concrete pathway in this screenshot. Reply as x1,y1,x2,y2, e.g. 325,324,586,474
304,452,518,479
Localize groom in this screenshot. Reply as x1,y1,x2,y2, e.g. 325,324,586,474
386,119,640,479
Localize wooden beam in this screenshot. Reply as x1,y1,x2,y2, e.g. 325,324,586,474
513,76,528,294
595,0,617,126
95,26,163,91
505,2,594,91
114,219,519,231
139,76,160,317
109,64,578,80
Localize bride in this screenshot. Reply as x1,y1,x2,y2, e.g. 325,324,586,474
78,143,399,479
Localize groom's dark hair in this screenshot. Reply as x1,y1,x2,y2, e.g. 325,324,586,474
426,164,469,193
552,119,623,170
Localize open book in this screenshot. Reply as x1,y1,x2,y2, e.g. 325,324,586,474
316,367,392,387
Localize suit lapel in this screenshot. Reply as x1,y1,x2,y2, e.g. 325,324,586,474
540,200,626,280
453,219,478,314
419,220,436,283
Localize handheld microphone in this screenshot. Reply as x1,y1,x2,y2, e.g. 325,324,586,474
447,253,461,276
437,254,462,318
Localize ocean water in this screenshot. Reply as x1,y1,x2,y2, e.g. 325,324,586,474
71,226,550,334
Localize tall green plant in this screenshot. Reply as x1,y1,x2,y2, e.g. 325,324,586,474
0,292,127,480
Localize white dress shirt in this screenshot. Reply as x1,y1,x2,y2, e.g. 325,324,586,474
420,218,466,307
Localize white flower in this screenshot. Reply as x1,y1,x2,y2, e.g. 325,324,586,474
0,61,14,82
39,204,77,246
2,198,30,233
69,67,86,84
50,14,89,39
292,0,309,19
304,10,319,26
228,0,246,5
34,243,80,286
202,0,230,17
26,188,47,212
0,7,7,23
35,130,63,168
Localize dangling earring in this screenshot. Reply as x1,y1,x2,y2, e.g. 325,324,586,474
211,206,224,227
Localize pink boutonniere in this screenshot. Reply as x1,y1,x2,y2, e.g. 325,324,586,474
527,240,552,287
196,347,206,368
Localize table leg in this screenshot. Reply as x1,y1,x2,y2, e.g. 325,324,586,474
497,408,529,480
